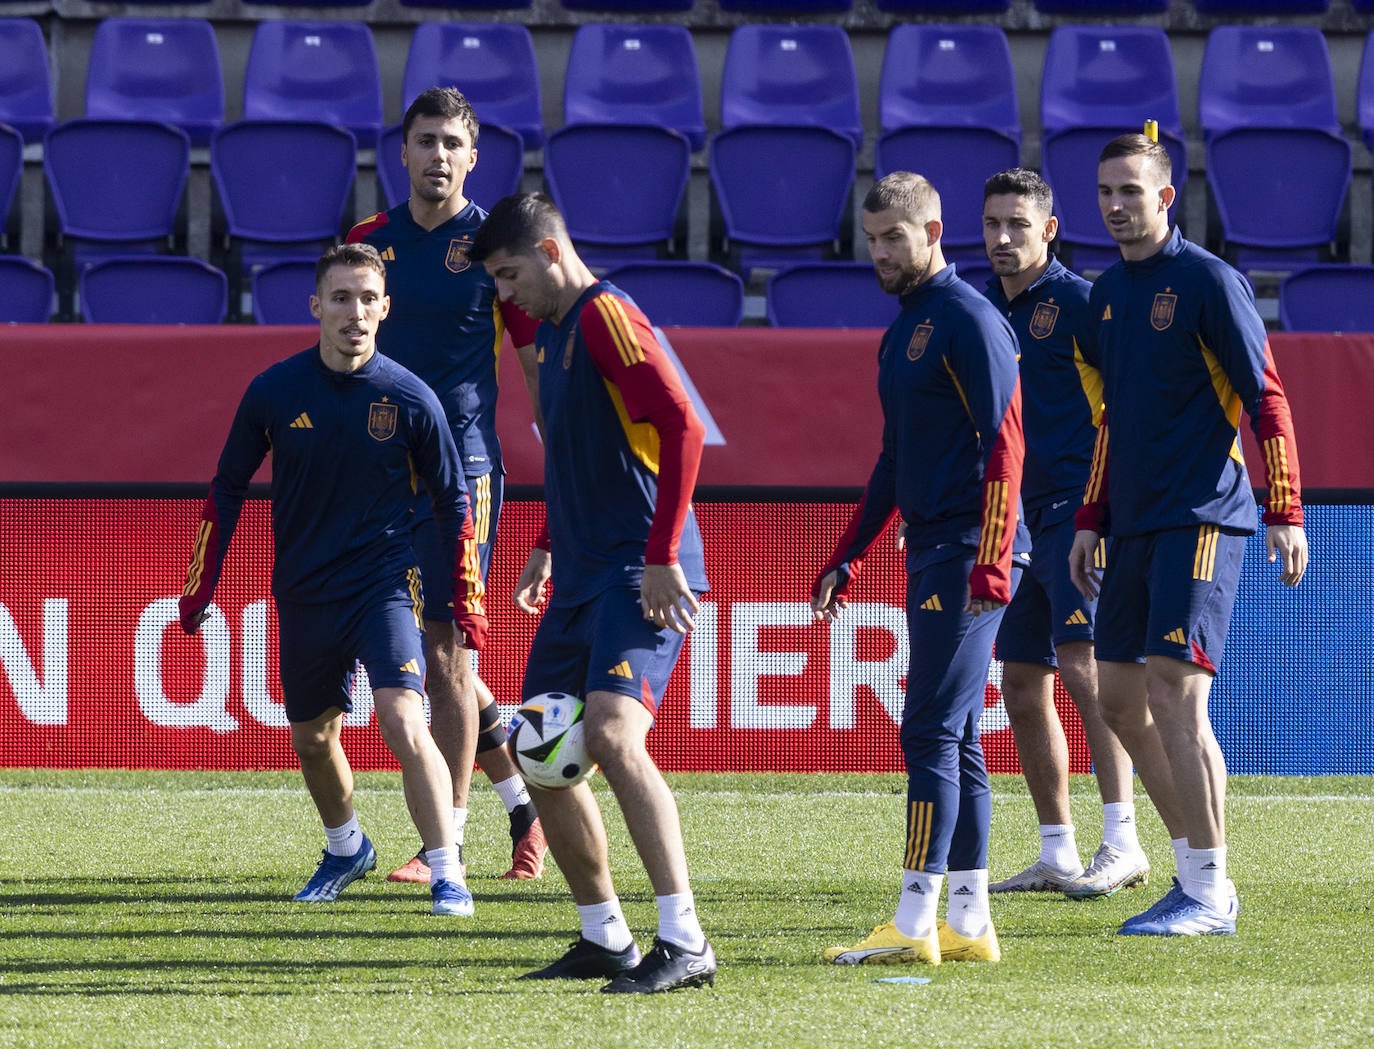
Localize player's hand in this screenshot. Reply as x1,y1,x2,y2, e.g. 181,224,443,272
1266,523,1308,587
640,563,698,635
1068,529,1102,601
454,608,489,652
965,594,1006,616
895,521,907,553
514,548,552,615
178,596,209,635
810,569,848,623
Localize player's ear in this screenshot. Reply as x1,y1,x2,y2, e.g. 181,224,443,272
1043,214,1059,244
1158,184,1177,213
378,294,391,321
538,236,561,266
309,295,322,319
925,218,943,244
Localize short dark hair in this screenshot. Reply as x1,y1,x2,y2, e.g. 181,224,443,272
983,167,1054,216
1099,133,1172,184
863,171,940,223
315,242,386,292
401,86,479,146
469,193,567,263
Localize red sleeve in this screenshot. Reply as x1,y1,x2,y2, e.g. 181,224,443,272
1251,347,1304,527
345,212,388,244
579,293,703,565
967,379,1025,605
498,298,539,349
1075,409,1111,535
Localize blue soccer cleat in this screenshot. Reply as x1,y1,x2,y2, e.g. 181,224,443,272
1119,882,1238,937
293,835,377,902
430,878,475,917
1118,876,1188,931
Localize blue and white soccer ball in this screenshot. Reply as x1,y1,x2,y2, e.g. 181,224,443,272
508,692,595,789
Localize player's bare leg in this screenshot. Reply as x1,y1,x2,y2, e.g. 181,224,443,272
290,708,378,903
1097,661,1185,840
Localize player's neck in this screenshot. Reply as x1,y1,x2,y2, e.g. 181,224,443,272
999,256,1050,301
550,261,600,325
407,193,468,233
1119,224,1172,263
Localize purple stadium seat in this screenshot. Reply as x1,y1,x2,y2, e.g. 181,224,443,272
709,125,856,275
1278,265,1374,332
0,19,53,143
543,124,691,269
1357,30,1374,154
251,257,318,325
766,262,900,329
1199,26,1339,137
400,0,531,8
875,0,1009,11
879,25,1019,140
1193,1,1328,13
601,262,744,327
719,0,850,10
80,255,227,324
376,121,523,212
565,24,705,151
561,0,692,9
1035,0,1167,11
403,23,543,149
721,25,862,148
243,21,381,148
85,19,224,148
0,255,53,322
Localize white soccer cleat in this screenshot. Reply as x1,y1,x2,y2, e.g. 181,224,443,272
1064,843,1150,900
989,859,1083,893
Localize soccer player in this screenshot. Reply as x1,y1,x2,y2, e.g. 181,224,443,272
178,243,488,916
814,172,1026,967
1069,133,1307,936
469,193,716,994
980,169,1150,899
347,87,548,883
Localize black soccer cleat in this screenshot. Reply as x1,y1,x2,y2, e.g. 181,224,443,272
600,937,716,994
519,937,642,980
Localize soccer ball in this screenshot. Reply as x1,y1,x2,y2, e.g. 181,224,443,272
508,692,595,790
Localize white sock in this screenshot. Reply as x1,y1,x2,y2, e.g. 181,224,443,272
452,807,468,847
1101,802,1142,853
425,846,464,886
492,775,531,815
946,869,991,939
655,891,706,952
578,898,634,952
1181,846,1229,912
1172,837,1189,878
1038,824,1082,872
324,815,363,857
893,869,942,940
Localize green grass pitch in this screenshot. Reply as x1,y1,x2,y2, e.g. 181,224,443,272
1,770,1371,1049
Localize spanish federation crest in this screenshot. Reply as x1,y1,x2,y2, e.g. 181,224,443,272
368,401,398,441
445,237,472,274
1030,301,1059,339
1151,291,1178,331
907,323,934,360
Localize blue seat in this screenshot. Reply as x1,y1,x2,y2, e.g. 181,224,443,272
766,262,900,329
721,25,862,148
251,257,319,325
562,0,691,8
377,121,523,211
1193,1,1328,12
1040,26,1186,274
0,255,53,322
1199,26,1340,138
1356,30,1374,155
80,255,227,324
85,19,224,148
0,19,53,143
875,0,1009,10
719,0,850,10
543,124,691,269
401,0,531,8
1035,0,1167,10
243,21,381,149
601,261,744,327
709,125,856,276
565,24,704,151
1278,265,1374,332
403,23,543,149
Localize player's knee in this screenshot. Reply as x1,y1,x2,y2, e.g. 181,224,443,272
290,725,332,763
475,701,507,752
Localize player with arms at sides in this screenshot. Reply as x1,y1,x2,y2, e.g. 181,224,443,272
347,87,547,883
814,172,1027,967
1069,133,1307,936
470,193,716,994
178,243,488,916
980,168,1150,900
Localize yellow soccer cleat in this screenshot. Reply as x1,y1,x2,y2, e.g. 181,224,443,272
823,923,940,966
937,919,1002,963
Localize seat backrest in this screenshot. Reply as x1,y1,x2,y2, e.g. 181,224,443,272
601,262,744,327
560,0,695,10
766,262,900,328
86,18,224,148
251,257,319,325
1194,0,1328,12
565,24,704,151
875,0,1009,10
879,25,1018,138
718,0,852,10
721,25,862,146
1358,30,1374,152
211,120,356,243
377,121,522,210
45,119,190,242
0,19,53,143
80,255,227,324
403,23,543,148
244,21,382,147
1041,26,1179,136
1199,25,1338,135
0,255,53,322
1279,265,1374,331
1034,0,1167,11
